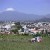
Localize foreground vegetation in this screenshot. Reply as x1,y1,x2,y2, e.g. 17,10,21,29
0,34,50,50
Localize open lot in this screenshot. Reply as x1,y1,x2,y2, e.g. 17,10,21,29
0,34,50,50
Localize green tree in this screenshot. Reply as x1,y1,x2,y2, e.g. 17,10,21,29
11,29,18,34
15,22,20,25
15,22,22,30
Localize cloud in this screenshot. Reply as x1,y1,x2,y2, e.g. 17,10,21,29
5,8,15,11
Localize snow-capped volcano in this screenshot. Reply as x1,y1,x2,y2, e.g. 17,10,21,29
0,8,50,22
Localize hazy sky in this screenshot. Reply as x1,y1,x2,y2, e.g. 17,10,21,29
0,0,50,15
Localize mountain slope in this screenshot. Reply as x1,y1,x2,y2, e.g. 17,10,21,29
0,11,42,21
35,17,50,22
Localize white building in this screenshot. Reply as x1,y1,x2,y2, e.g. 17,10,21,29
0,22,15,33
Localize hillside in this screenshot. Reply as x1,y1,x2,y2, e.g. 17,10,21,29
0,11,42,21
0,11,50,22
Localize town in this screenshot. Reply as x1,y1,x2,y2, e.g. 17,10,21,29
0,21,50,35
0,21,50,43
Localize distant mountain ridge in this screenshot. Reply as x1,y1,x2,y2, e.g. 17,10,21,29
0,11,50,22
35,17,50,22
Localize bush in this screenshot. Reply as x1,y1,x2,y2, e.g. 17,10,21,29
33,33,41,37
22,33,29,36
11,29,18,34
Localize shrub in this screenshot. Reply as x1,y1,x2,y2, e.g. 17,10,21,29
11,29,18,34
22,33,29,36
33,32,41,37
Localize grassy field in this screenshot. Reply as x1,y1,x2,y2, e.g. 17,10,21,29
0,34,50,50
